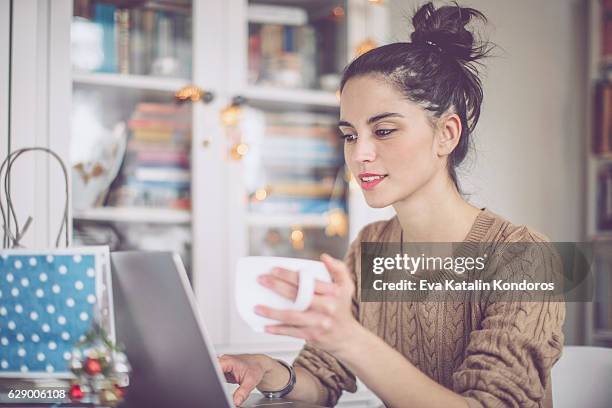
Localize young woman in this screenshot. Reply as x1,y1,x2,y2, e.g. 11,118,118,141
219,3,565,407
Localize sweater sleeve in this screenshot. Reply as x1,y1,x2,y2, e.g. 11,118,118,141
292,228,364,406
452,231,566,408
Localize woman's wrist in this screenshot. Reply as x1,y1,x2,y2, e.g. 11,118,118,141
332,322,373,364
256,356,291,392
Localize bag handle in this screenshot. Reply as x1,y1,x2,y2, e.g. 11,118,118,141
0,147,69,248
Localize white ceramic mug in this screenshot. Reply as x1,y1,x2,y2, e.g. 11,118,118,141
235,256,331,333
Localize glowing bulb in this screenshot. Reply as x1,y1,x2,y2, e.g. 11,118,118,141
229,142,249,160
290,227,305,251
355,38,377,57
236,143,249,155
332,6,345,17
254,188,268,201
220,105,241,126
290,229,304,241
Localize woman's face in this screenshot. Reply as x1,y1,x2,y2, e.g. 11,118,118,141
339,75,447,208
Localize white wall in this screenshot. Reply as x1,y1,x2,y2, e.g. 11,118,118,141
2,0,72,249
388,0,588,343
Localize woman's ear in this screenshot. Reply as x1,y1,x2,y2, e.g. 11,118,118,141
435,113,462,157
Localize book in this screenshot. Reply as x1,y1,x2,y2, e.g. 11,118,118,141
593,81,612,155
597,164,612,230
115,9,130,74
135,150,190,167
602,0,612,68
133,167,190,183
128,8,147,75
266,182,335,198
94,3,118,73
248,4,308,26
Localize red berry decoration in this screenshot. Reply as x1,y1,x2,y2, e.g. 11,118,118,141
84,357,103,375
114,384,124,398
69,384,84,400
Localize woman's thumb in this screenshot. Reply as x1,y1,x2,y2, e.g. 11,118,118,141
320,253,350,285
233,375,258,406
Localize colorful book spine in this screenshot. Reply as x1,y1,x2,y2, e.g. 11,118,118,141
94,3,117,73
593,81,612,155
115,9,130,74
602,0,612,67
597,164,612,230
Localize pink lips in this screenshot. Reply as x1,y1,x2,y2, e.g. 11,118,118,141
358,172,388,190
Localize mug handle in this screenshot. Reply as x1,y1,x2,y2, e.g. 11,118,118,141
292,270,316,311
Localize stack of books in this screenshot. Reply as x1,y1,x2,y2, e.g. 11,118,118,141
106,102,191,210
247,4,318,88
75,1,192,77
249,111,346,215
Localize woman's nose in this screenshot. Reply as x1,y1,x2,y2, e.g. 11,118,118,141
352,136,376,163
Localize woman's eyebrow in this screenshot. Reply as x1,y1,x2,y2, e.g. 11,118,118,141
367,112,404,124
338,112,404,128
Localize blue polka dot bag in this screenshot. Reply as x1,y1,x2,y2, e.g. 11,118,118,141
0,246,113,378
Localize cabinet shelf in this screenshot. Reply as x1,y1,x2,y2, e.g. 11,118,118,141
247,213,330,228
73,207,191,224
594,152,612,161
73,72,189,92
590,233,612,241
593,330,612,342
243,85,339,108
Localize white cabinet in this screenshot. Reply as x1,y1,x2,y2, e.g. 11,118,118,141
63,0,391,405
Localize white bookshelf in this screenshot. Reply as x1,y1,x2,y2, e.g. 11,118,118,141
73,72,188,92
73,207,191,224
247,213,329,228
585,0,612,346
243,85,339,108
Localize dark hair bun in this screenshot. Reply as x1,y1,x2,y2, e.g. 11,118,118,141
410,2,489,62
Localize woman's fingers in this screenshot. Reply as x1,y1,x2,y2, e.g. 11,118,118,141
217,355,260,406
233,374,259,406
218,355,239,382
255,305,331,329
265,324,309,339
321,253,352,287
259,267,338,299
257,274,297,301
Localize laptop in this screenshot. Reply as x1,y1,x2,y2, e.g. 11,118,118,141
110,251,325,408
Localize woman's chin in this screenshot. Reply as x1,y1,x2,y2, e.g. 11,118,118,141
363,193,392,209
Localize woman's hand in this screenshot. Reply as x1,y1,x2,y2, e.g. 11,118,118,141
254,253,361,356
218,354,287,406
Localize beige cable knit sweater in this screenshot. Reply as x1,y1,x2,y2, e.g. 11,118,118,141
293,208,565,408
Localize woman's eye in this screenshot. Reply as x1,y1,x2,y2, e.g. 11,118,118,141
342,134,357,143
375,129,396,137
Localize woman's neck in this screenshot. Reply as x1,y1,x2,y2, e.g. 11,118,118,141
393,175,481,243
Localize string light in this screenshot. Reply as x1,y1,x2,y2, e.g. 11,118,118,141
175,85,214,103
325,208,348,237
331,6,345,19
254,188,268,201
355,38,377,57
220,105,242,127
220,96,248,160
290,227,305,251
